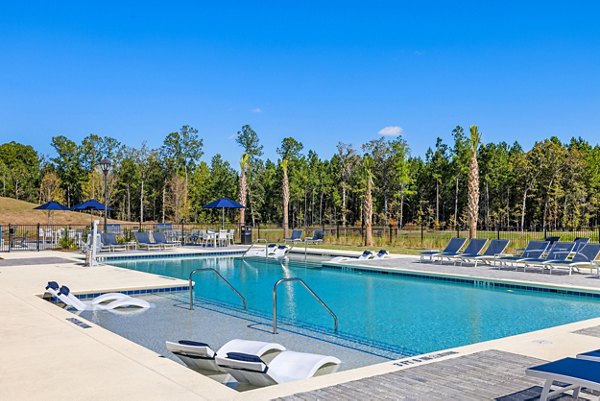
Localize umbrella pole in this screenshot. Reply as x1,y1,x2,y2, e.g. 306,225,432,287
222,208,225,229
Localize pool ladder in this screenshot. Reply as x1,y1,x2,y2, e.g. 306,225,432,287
188,268,247,310
242,238,269,259
272,277,338,334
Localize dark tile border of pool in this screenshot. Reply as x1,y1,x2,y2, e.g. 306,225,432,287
76,285,191,300
99,251,245,262
322,262,600,299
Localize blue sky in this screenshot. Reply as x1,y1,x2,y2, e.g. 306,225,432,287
1,1,599,166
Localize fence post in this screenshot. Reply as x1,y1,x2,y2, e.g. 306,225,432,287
336,222,340,239
181,220,185,244
8,223,11,252
389,224,393,244
420,221,424,248
37,223,40,251
497,224,500,240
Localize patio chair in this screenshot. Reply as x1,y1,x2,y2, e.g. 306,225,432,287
228,229,235,246
457,239,510,267
165,339,286,376
576,348,600,362
215,350,341,387
304,230,324,245
544,236,561,246
100,233,127,252
543,243,600,275
573,237,590,252
420,238,467,263
443,238,488,265
152,231,180,248
521,241,576,272
495,240,550,269
526,357,600,401
134,231,162,250
284,229,304,244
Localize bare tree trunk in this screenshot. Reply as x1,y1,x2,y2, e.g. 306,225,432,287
127,185,131,221
140,179,144,224
435,180,440,224
238,166,247,226
467,126,480,239
161,185,166,224
364,178,373,246
521,187,528,231
342,185,347,227
319,191,324,225
399,186,405,228
282,164,290,239
454,176,459,228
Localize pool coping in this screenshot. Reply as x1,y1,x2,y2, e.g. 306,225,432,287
321,260,600,298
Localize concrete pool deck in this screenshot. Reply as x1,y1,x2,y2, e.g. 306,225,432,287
2,247,600,400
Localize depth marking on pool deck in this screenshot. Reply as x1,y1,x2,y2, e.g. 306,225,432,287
275,350,550,401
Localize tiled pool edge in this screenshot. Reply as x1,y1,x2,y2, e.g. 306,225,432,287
76,285,190,300
98,250,245,262
323,261,600,299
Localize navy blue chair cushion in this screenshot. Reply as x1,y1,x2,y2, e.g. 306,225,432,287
179,340,210,347
46,281,59,290
226,352,264,363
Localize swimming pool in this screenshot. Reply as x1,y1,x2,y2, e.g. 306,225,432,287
109,255,600,357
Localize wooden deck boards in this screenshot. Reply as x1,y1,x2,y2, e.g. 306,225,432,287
273,350,580,401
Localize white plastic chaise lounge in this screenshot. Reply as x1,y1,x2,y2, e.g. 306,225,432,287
329,250,374,262
443,238,488,265
457,239,510,267
420,238,467,263
526,357,600,401
215,350,341,387
542,243,600,275
55,285,150,311
373,249,389,259
165,339,286,376
45,281,140,306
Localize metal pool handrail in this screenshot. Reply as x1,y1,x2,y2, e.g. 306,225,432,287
242,238,269,259
272,277,338,334
188,268,247,310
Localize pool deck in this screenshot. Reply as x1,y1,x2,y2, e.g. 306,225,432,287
2,247,600,400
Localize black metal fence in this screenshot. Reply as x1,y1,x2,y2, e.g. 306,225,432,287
1,221,598,253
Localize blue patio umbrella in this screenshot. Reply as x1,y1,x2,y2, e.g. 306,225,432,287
203,197,245,229
72,199,112,224
72,199,112,211
34,200,69,224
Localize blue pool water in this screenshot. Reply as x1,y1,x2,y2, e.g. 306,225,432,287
109,255,600,356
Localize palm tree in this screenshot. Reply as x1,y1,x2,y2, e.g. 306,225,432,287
363,155,374,246
282,158,290,239
467,125,481,238
238,153,249,226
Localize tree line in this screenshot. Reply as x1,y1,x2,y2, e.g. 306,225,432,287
1,124,599,239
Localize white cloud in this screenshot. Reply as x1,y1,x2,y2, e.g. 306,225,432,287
251,107,262,113
378,126,403,136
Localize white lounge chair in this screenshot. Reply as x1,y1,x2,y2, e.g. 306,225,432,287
526,357,600,401
215,350,341,387
374,249,389,259
165,339,286,376
329,250,374,262
55,285,150,311
45,281,136,306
